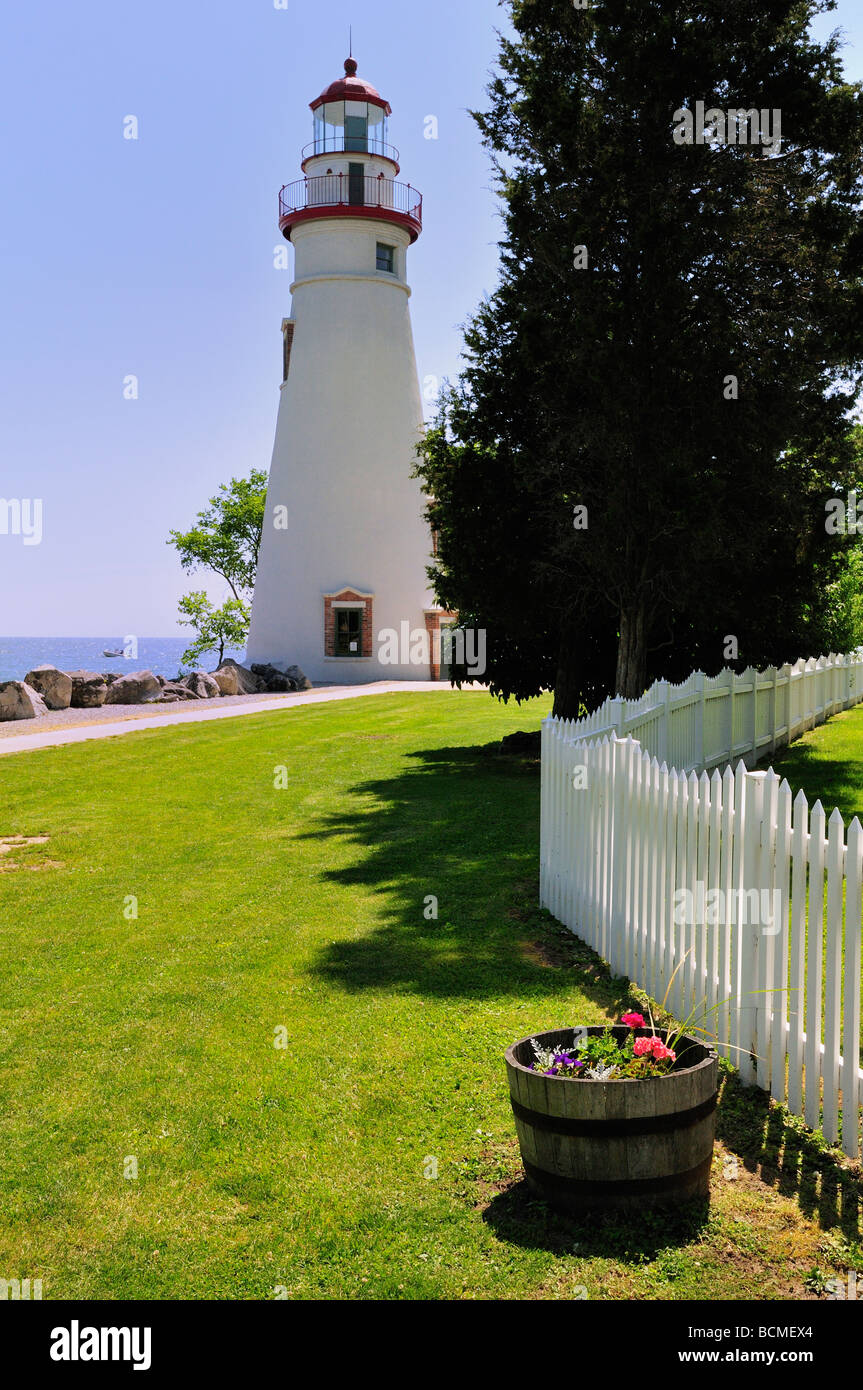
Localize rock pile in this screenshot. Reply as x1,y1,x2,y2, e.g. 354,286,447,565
0,659,313,722
251,663,314,693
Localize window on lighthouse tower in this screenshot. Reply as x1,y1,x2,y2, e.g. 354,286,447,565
376,243,395,274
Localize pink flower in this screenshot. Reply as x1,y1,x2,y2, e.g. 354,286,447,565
621,1012,645,1029
634,1034,676,1064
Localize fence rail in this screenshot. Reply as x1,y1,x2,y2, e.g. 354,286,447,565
540,650,863,1157
546,651,863,773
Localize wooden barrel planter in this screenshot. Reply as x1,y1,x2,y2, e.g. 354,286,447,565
504,1026,718,1214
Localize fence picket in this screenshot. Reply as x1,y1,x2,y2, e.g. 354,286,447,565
804,801,825,1132
787,789,809,1116
823,808,845,1144
717,765,736,1063
843,818,863,1158
542,648,863,1157
770,780,792,1104
706,769,723,1030
755,770,779,1092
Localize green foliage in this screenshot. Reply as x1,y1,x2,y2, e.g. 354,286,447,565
168,469,267,602
416,0,863,710
575,1030,634,1074
802,426,863,655
820,546,863,652
168,468,268,663
177,591,250,668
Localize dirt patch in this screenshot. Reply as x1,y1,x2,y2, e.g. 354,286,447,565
520,936,574,968
0,835,50,855
0,835,61,872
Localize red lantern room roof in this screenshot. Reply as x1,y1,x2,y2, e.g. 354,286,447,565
310,58,392,116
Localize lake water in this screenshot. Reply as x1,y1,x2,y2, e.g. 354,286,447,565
0,638,247,684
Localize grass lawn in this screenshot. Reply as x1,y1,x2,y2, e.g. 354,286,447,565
767,702,863,825
0,692,860,1300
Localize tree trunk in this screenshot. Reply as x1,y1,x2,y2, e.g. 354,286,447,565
615,599,647,698
552,610,586,720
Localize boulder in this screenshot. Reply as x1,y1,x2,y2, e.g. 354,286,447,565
215,659,263,695
210,666,239,697
105,670,162,705
183,670,221,700
286,664,313,692
102,673,121,686
251,663,292,693
67,671,108,708
24,664,72,710
0,680,48,721
156,681,201,703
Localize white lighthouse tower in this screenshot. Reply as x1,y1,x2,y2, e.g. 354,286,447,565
247,57,447,684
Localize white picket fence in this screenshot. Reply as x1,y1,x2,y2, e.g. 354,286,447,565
553,650,863,773
540,651,863,1157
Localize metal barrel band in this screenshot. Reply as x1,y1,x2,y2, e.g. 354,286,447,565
523,1154,713,1199
510,1091,717,1138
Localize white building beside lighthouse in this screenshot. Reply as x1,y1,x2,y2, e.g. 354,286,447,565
247,57,450,684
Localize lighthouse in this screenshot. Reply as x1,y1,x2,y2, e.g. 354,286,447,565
247,57,448,684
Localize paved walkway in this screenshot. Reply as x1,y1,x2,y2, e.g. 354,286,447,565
0,682,471,758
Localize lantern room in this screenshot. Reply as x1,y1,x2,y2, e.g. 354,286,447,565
309,58,396,163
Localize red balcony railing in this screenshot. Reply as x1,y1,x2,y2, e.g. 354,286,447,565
279,174,423,240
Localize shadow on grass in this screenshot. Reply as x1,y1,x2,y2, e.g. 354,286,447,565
482,1181,710,1258
717,1068,862,1240
303,741,588,1001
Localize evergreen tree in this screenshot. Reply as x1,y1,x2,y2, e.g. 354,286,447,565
417,0,863,712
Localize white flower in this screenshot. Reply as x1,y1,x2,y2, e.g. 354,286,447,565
586,1063,619,1081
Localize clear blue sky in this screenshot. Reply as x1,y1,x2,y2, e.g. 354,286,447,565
1,1,860,637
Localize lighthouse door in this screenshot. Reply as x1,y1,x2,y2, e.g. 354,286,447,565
348,162,365,207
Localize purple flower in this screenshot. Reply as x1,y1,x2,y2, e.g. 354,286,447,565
544,1067,558,1076
553,1053,577,1067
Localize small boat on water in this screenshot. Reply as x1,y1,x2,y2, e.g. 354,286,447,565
103,648,124,658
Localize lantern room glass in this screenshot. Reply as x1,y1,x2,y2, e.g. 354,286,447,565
313,102,389,157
